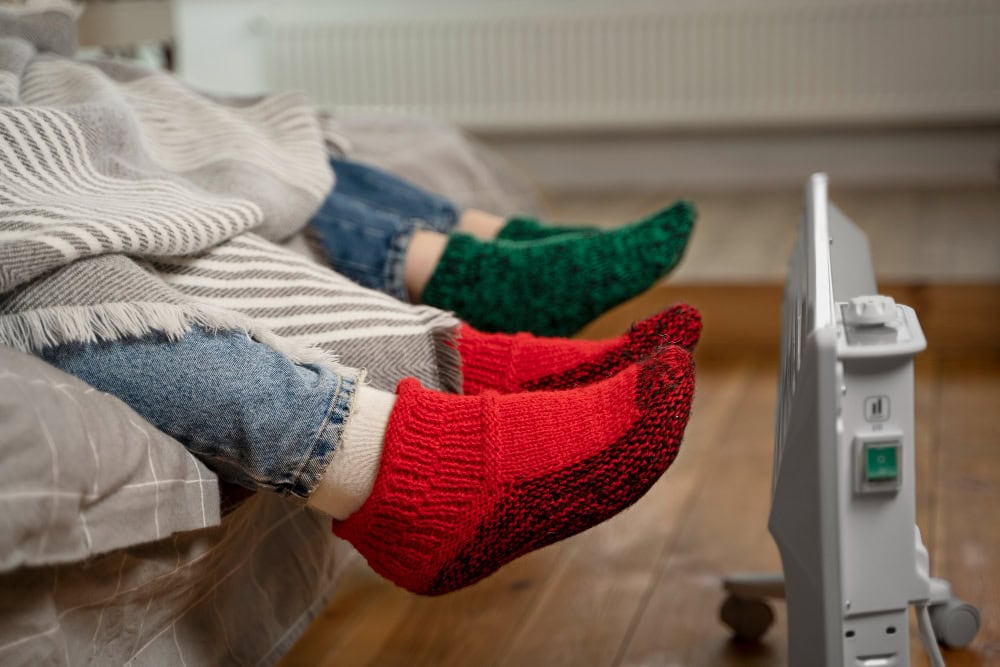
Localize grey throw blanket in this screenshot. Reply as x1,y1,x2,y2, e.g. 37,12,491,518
0,5,460,393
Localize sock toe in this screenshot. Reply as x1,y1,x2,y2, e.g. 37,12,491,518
627,302,703,354
519,303,702,391
332,346,695,595
422,201,697,337
429,347,694,594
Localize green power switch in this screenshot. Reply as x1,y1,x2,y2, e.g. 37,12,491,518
866,444,899,482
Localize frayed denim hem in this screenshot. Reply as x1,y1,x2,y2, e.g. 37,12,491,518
382,221,420,303
288,370,360,499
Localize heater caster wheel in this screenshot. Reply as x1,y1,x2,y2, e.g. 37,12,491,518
930,598,980,649
720,594,774,642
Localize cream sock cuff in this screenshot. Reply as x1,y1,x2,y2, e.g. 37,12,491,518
308,384,396,519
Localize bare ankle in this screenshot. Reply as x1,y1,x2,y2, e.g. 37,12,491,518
456,209,505,240
404,230,449,302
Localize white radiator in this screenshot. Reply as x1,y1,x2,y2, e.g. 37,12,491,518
248,0,1000,131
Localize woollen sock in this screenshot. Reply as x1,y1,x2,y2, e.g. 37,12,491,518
496,202,692,242
458,303,702,394
422,201,696,337
496,216,595,241
331,345,695,595
308,385,396,520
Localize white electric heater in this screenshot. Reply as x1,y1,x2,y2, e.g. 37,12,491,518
720,174,980,666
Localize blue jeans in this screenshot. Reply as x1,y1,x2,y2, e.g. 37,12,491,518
40,327,358,500
308,158,461,302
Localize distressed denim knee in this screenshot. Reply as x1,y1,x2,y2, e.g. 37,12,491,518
39,326,359,499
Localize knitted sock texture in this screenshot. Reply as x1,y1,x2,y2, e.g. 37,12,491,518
422,201,696,337
458,303,702,394
308,385,396,519
331,345,696,595
497,200,695,241
497,216,595,241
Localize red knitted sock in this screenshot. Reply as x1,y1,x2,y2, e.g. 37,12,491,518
331,345,695,595
458,303,701,394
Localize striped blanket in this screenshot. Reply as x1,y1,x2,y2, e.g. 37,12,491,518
0,5,460,393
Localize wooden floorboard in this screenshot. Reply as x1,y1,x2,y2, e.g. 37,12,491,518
578,283,1000,357
497,360,757,667
924,352,1000,666
616,359,786,667
543,187,1000,285
279,286,999,667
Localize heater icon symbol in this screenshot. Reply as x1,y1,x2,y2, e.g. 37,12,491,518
864,395,890,422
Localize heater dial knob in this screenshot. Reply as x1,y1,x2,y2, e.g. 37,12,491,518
844,295,897,327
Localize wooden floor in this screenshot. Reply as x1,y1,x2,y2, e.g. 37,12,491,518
544,186,1000,285
280,284,999,667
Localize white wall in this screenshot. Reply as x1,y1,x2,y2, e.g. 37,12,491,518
173,0,1000,189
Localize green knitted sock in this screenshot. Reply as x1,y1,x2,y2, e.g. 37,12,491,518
497,203,687,241
423,201,696,336
497,216,595,241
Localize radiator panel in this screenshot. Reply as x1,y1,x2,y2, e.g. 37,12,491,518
260,1,1000,130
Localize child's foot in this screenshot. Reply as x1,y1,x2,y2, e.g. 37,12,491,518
421,201,695,337
496,202,684,242
458,303,701,394
331,346,695,595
